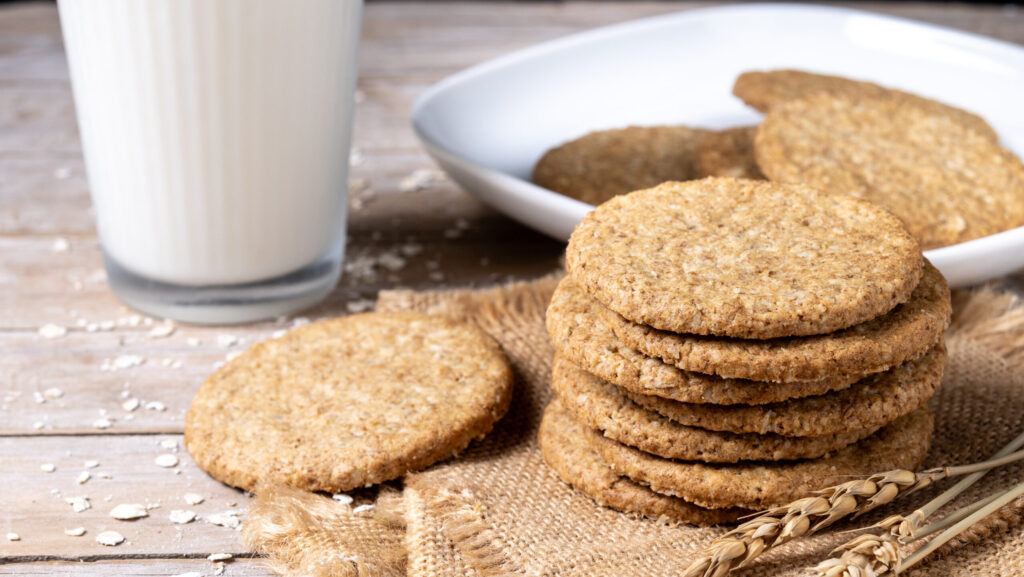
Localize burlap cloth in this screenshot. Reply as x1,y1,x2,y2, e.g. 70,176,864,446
244,274,1024,576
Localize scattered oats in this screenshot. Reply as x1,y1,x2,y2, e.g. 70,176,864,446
7,533,20,541
104,494,113,501
38,323,67,339
114,355,144,369
225,350,242,362
174,469,182,475
377,251,406,272
208,553,232,562
33,421,45,430
84,460,99,468
76,471,91,485
160,439,178,450
206,511,241,529
33,391,46,404
93,418,113,430
169,509,197,524
399,168,446,192
44,387,64,399
183,493,204,506
352,504,375,514
161,358,174,367
120,389,131,398
216,334,239,348
64,527,86,537
345,299,374,314
399,242,424,257
171,360,183,369
170,572,202,577
51,238,71,255
54,166,71,180
271,329,288,339
95,530,124,546
187,338,200,347
98,320,116,331
332,493,354,505
123,414,134,421
155,454,179,468
122,398,140,412
120,315,142,327
145,503,161,510
145,401,167,412
292,317,310,328
109,503,148,520
40,463,56,473
66,496,91,512
213,564,225,576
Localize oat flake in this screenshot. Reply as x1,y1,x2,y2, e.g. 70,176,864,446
64,527,86,537
109,503,148,520
95,530,124,546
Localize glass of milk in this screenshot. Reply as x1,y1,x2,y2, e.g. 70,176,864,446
57,0,362,324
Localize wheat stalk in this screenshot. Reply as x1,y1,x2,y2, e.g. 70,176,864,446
813,533,902,577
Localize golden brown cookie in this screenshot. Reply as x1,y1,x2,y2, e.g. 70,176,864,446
545,277,862,404
733,69,998,141
623,344,945,437
552,354,879,462
603,261,951,383
588,407,933,510
565,178,923,339
755,93,1024,249
185,312,513,492
531,125,708,206
538,400,749,525
695,125,764,179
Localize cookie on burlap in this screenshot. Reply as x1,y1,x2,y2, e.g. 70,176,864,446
588,408,933,510
546,276,864,403
551,354,878,462
602,261,950,383
566,178,923,339
185,312,513,492
531,125,708,206
756,93,1024,249
624,344,945,437
695,126,764,179
538,400,750,525
733,69,998,141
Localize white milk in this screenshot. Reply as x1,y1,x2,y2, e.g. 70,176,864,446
58,0,362,286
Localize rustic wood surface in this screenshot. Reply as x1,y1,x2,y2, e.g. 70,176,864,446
1,2,1022,575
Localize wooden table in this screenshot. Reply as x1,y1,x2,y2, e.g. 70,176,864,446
2,2,1022,575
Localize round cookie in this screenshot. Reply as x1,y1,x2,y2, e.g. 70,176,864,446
587,408,933,510
732,69,998,141
603,261,951,383
538,400,749,525
531,125,708,206
185,312,513,492
695,125,764,179
623,344,945,437
565,178,923,339
546,277,862,404
552,354,879,462
755,93,1024,249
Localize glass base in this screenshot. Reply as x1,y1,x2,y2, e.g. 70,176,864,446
104,252,342,325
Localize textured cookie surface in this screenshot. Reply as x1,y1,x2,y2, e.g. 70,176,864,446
588,408,933,510
546,277,861,404
185,312,513,492
625,344,945,437
733,69,998,141
538,400,749,525
532,125,707,206
696,126,764,179
552,355,878,462
605,261,951,383
756,93,1024,249
566,178,923,338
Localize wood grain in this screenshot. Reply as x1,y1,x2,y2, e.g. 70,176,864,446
1,1,1022,573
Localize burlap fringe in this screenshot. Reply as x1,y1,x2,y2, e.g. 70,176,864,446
950,285,1024,364
427,487,524,576
242,484,406,577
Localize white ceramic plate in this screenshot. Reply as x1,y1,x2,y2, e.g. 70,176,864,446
411,3,1024,287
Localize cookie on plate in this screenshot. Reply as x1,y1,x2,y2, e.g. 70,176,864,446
587,407,933,510
538,400,749,525
185,312,513,492
755,93,1024,249
532,125,708,206
601,261,950,383
733,69,998,141
695,125,764,179
552,354,879,462
566,178,923,339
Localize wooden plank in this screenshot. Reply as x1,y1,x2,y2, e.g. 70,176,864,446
0,435,252,560
2,558,273,576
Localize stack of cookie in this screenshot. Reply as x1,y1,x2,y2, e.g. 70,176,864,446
540,178,951,525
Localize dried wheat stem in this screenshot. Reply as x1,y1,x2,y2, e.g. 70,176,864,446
913,491,1001,539
900,478,1024,573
